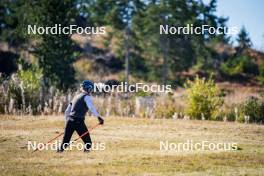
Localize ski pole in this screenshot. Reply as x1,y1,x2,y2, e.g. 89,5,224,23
32,131,64,153
73,123,101,141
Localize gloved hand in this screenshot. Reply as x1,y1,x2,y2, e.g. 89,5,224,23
98,116,104,125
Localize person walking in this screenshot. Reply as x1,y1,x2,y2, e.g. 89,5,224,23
57,80,104,152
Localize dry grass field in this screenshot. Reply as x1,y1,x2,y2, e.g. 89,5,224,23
1,115,264,176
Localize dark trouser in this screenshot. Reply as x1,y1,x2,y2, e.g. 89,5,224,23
58,119,92,152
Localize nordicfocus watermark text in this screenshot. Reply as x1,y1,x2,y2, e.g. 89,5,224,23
160,24,239,35
28,24,105,35
94,82,172,93
28,140,105,151
160,140,238,152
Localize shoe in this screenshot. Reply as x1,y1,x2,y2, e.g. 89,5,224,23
84,149,91,153
57,149,64,153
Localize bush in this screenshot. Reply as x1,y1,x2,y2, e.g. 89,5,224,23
18,67,42,113
155,95,177,118
225,108,237,121
220,56,258,77
3,67,43,114
257,61,264,85
216,105,239,122
239,96,264,123
18,68,42,92
185,75,223,120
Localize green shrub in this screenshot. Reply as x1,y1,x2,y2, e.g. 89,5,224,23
18,67,42,113
239,96,264,123
18,68,42,92
226,107,238,122
217,105,239,122
257,61,264,85
220,56,258,77
4,67,43,114
185,75,223,120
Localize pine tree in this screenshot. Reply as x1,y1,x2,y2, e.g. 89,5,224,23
23,0,78,90
0,0,25,47
132,0,196,82
86,0,145,84
237,26,252,50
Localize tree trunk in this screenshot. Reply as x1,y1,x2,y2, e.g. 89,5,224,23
125,26,130,85
160,34,169,85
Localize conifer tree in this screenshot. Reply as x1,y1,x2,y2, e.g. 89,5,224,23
23,0,78,90
237,26,252,50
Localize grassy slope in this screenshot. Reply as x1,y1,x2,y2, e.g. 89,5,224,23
0,115,264,176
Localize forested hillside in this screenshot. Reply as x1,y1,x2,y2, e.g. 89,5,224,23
1,0,264,88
